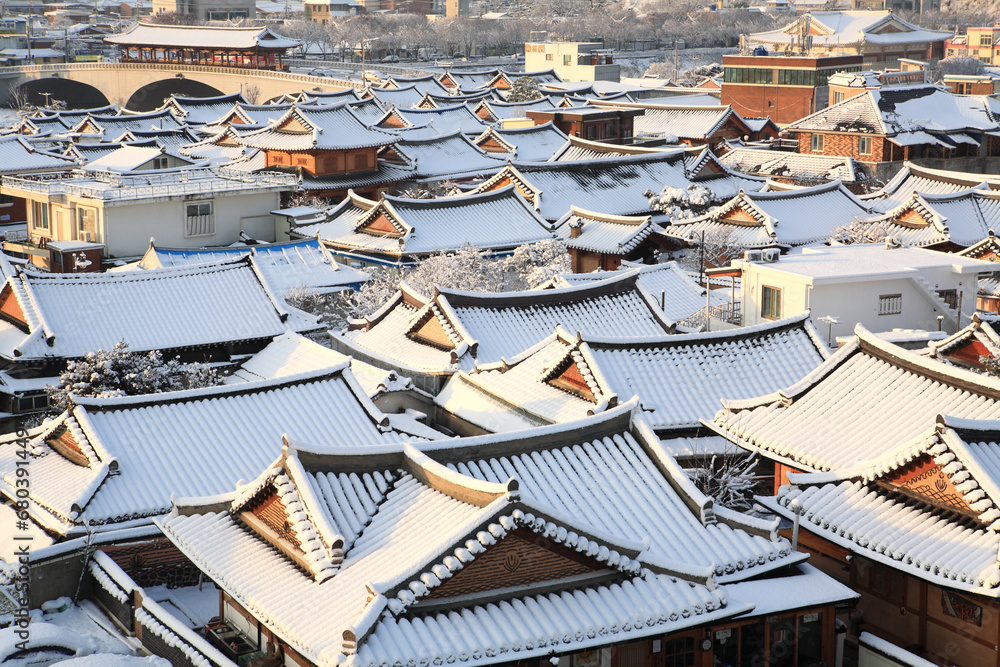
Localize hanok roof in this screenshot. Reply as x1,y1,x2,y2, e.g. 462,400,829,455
438,313,828,433
719,147,858,183
0,257,320,361
381,74,451,97
388,130,507,180
747,11,951,49
471,122,569,162
390,104,489,135
471,151,764,222
158,405,828,667
864,161,1000,213
591,100,750,142
709,325,1000,472
925,313,1000,371
759,414,1000,597
785,86,1000,140
71,110,183,135
292,187,555,260
104,24,301,50
554,206,657,255
159,92,247,126
337,270,677,373
240,103,398,152
548,135,679,162
366,85,427,110
0,365,429,536
665,180,871,248
543,261,726,325
120,238,369,295
225,331,415,400
0,135,77,175
867,186,1000,248
471,97,557,122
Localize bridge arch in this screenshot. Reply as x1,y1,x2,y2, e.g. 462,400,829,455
125,78,224,112
15,78,110,110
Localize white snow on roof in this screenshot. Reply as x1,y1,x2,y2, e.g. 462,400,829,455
104,24,300,50
122,239,369,294
0,258,319,361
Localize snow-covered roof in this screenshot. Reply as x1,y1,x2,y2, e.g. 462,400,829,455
240,103,398,152
438,313,828,433
70,110,184,135
390,104,489,135
865,187,1000,248
82,145,195,172
554,207,656,255
547,134,677,162
863,161,1000,213
785,86,1000,138
591,101,747,141
0,135,76,175
709,325,1000,472
159,92,247,126
758,414,1000,597
157,405,827,667
337,270,677,374
470,151,765,222
104,24,301,50
471,123,569,162
0,365,429,536
719,147,858,183
292,187,555,260
0,257,321,361
731,243,991,282
543,261,724,324
226,331,413,399
665,181,872,248
118,238,369,295
389,130,507,180
747,11,951,49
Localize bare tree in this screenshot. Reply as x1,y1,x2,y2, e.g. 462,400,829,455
243,84,261,105
829,216,894,245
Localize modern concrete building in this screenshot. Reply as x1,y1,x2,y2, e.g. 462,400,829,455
524,41,619,82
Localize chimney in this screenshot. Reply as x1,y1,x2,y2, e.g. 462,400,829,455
569,219,583,238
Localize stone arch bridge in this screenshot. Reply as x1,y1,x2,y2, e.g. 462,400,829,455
0,62,361,112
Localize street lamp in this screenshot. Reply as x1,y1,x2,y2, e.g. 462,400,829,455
361,37,376,83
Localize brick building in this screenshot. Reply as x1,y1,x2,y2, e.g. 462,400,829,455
785,84,1000,173
721,53,863,125
525,107,643,145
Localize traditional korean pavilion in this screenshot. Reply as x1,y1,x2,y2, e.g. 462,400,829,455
104,24,301,70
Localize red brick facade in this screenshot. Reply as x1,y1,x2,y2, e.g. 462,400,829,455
722,83,816,126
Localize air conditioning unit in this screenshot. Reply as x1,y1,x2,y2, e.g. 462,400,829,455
762,248,780,263
80,231,92,242
744,250,764,262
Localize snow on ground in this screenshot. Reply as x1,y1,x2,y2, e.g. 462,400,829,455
0,599,140,666
143,582,219,629
57,655,170,666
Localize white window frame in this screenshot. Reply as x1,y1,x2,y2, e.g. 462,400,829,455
185,200,215,237
878,293,902,316
810,133,824,153
761,285,782,320
859,136,872,155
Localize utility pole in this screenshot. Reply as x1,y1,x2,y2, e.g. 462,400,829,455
673,41,678,81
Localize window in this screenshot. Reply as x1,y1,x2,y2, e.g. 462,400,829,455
151,156,168,170
936,288,959,309
761,286,781,320
878,293,902,315
545,53,553,61
982,35,993,46
563,54,572,66
810,133,824,152
856,558,905,604
833,90,845,103
32,202,48,230
859,136,872,155
354,153,369,170
185,201,214,237
660,636,695,667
